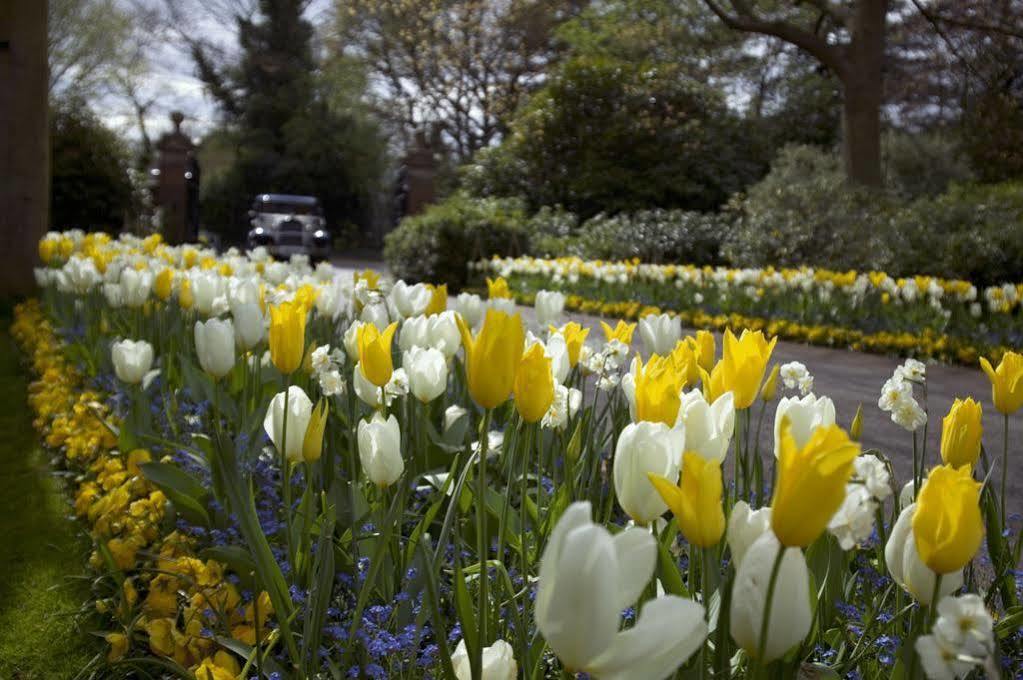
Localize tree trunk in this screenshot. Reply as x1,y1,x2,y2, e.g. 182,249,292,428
840,0,887,187
0,0,49,299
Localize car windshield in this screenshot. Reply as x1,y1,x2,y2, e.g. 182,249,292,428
256,200,320,216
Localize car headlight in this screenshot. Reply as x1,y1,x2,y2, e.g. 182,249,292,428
253,226,265,235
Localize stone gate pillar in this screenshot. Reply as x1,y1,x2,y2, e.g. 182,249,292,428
153,112,197,245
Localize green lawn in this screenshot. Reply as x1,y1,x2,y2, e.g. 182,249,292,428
0,319,100,678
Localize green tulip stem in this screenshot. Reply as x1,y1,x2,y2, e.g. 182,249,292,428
1001,413,1009,526
281,375,294,561
928,574,943,627
476,408,493,664
754,542,786,676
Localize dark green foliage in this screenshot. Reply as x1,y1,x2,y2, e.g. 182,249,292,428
384,194,531,288
883,131,974,199
50,98,134,232
464,56,763,218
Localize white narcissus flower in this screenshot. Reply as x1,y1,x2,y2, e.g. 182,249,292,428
318,369,344,397
878,375,913,412
534,290,566,328
111,339,155,385
194,318,236,379
428,310,461,358
231,301,266,350
310,345,332,374
263,385,313,463
933,594,994,660
450,639,517,680
390,280,432,318
915,634,974,680
729,531,812,663
779,361,809,390
120,268,153,308
827,485,876,550
679,390,735,463
852,454,893,501
454,292,485,328
891,397,927,432
613,421,683,525
535,501,707,679
404,346,448,403
726,501,772,568
358,412,403,487
884,503,963,604
542,384,582,430
639,313,682,356
773,394,836,457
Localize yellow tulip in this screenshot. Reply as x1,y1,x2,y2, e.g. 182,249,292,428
38,237,57,264
648,451,725,548
486,276,513,299
154,268,174,301
940,398,983,469
357,322,398,386
633,354,685,427
759,363,780,402
178,278,194,310
600,319,636,345
912,464,983,574
355,268,381,290
693,330,716,374
514,343,555,423
707,329,777,409
268,300,307,374
457,309,525,409
551,322,589,366
669,340,700,387
425,283,448,316
979,351,1023,414
770,418,860,548
292,283,320,312
302,399,329,464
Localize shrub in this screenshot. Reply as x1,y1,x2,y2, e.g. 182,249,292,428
384,193,530,288
882,131,974,199
572,209,728,264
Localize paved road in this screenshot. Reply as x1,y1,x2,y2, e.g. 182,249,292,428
331,258,1022,516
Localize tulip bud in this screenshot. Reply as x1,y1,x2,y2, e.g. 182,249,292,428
302,399,328,464
194,318,236,379
759,363,780,402
514,343,555,423
850,403,864,441
357,322,398,387
398,315,430,352
535,290,566,328
639,313,682,356
451,639,517,680
486,276,512,300
120,268,153,308
613,421,683,525
693,330,716,374
428,311,461,358
940,398,983,469
912,464,983,574
263,386,313,463
111,339,154,385
358,412,403,487
885,503,963,603
390,280,432,318
622,354,685,427
404,346,448,403
178,278,194,310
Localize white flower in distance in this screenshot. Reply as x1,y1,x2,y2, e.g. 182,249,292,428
404,346,448,403
489,297,516,315
263,386,313,463
62,256,101,293
194,318,236,379
454,292,485,328
535,501,707,679
726,501,772,568
729,531,812,663
884,503,963,604
679,390,735,463
773,394,836,457
639,313,682,356
231,301,266,350
390,280,432,318
535,290,566,327
779,361,809,390
358,412,403,487
450,639,517,680
111,339,154,385
120,268,153,308
613,421,683,525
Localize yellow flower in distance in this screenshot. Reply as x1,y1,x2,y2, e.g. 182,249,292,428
154,268,174,301
302,399,329,464
912,464,983,574
425,283,448,316
514,343,555,423
551,321,589,366
708,329,777,409
940,398,983,469
648,451,725,548
458,309,525,409
486,276,513,299
355,268,380,290
268,300,308,374
600,319,636,345
633,354,685,427
979,351,1023,414
357,322,399,387
771,418,860,548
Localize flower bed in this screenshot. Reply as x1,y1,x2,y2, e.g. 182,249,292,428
475,256,1023,365
20,230,1023,679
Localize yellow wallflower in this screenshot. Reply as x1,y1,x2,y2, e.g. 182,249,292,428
979,351,1023,414
425,283,448,316
648,452,725,548
551,322,589,366
912,464,983,574
600,319,636,344
457,309,524,409
940,398,983,469
486,276,512,299
105,632,129,662
633,354,685,427
771,418,860,547
707,329,777,409
357,322,398,387
514,343,555,423
268,300,307,374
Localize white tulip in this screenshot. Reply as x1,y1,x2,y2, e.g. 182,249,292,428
773,394,836,457
613,421,683,525
404,346,448,403
884,503,963,604
729,531,812,663
535,501,707,679
263,386,313,463
399,315,431,351
194,318,236,379
428,311,462,358
358,412,403,487
679,390,735,463
489,297,516,315
111,339,154,385
343,320,363,358
454,292,485,328
451,639,517,680
103,282,125,308
543,333,571,385
62,256,101,293
535,290,566,327
639,313,681,356
361,299,390,328
231,301,266,350
120,268,153,308
390,280,432,318
228,277,261,307
726,501,772,568
190,270,227,317
444,405,468,434
353,361,382,408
